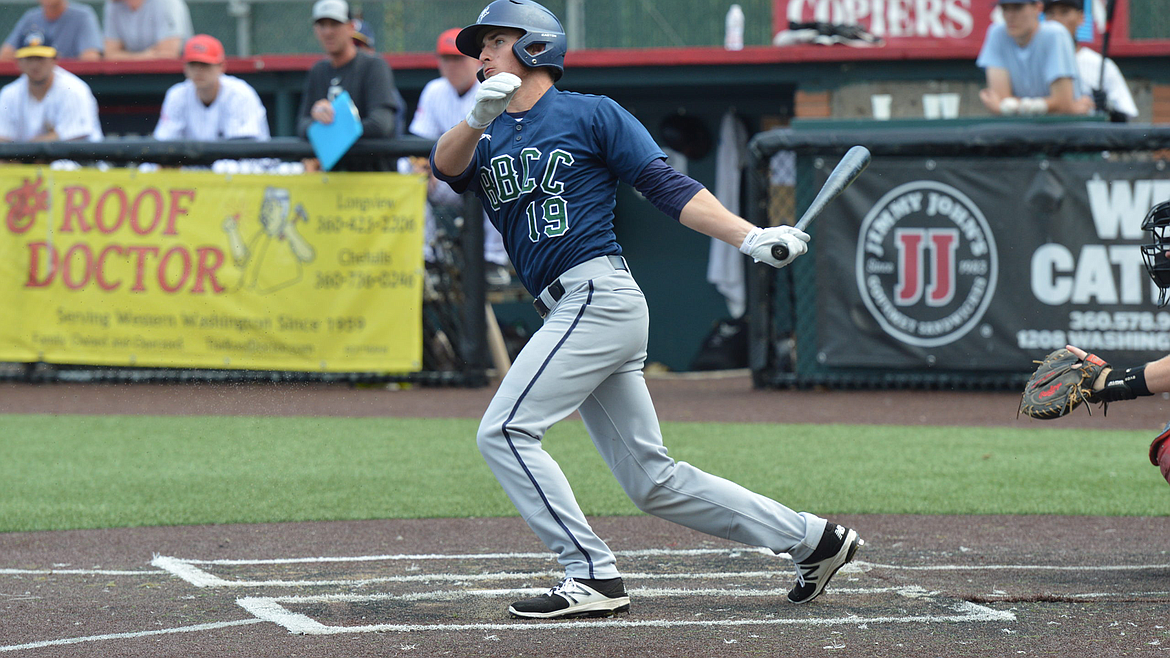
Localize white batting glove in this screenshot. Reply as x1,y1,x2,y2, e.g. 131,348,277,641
739,226,810,268
466,72,522,130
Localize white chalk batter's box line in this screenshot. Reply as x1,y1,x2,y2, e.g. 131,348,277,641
235,584,1016,635
152,547,794,588
150,548,1170,589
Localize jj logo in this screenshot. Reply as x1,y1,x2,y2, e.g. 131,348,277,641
856,181,997,347
893,228,959,307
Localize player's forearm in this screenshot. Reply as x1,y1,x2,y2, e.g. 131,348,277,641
361,106,397,139
432,122,481,178
151,37,181,60
1044,78,1078,114
102,40,134,61
1142,354,1170,394
104,39,178,61
679,188,753,248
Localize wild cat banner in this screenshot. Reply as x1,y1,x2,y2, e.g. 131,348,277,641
0,166,425,372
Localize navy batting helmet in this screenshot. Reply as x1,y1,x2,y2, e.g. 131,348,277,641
456,0,567,81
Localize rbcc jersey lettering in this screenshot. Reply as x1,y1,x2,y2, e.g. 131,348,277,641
434,86,663,295
479,147,574,244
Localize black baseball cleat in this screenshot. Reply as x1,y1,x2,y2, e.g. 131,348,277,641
788,523,864,604
508,576,631,619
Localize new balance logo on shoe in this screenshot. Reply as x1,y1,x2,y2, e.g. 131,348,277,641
788,523,864,604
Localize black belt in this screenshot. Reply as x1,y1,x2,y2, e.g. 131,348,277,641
533,255,628,318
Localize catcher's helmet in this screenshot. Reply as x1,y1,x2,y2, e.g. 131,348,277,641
1141,200,1170,306
456,0,567,81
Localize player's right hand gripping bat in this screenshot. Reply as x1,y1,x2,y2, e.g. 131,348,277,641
771,145,871,261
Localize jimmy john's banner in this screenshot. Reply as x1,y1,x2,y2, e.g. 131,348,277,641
0,166,425,372
815,158,1170,371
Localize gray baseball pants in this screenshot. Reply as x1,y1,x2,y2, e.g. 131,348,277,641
476,255,825,579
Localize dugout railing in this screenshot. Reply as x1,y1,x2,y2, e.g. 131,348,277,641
0,137,493,387
745,121,1170,390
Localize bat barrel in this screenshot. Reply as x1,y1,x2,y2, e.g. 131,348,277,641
765,145,871,263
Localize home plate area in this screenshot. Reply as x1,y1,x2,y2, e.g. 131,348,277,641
153,548,1018,634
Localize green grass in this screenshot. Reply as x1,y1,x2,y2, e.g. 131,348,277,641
2,414,1167,532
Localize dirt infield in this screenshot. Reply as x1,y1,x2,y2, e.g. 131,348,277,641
3,375,1170,656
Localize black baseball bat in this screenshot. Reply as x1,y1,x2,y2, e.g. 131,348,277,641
1096,0,1116,113
771,145,872,261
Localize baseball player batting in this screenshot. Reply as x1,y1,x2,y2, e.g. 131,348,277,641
432,0,862,620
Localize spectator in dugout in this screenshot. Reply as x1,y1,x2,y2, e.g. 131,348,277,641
153,34,270,141
977,0,1092,116
298,0,402,171
0,0,102,61
408,27,513,286
349,13,407,137
351,16,374,52
0,31,102,142
103,0,192,60
1042,0,1138,122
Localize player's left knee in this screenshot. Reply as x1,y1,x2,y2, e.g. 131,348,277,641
624,461,681,513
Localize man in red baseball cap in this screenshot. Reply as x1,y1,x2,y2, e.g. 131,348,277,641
407,26,512,284
153,34,269,140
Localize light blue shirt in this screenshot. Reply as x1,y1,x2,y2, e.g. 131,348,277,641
976,21,1082,99
103,0,192,53
4,4,103,59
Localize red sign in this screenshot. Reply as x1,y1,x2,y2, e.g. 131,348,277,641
772,0,1165,56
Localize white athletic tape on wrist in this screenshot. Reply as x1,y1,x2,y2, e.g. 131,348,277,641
466,111,491,130
739,227,763,255
1019,97,1048,115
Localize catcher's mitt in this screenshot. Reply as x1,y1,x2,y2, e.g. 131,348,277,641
1018,348,1110,420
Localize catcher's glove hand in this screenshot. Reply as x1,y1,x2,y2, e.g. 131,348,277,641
1017,348,1110,420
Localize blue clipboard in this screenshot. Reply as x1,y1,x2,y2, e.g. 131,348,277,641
307,90,364,172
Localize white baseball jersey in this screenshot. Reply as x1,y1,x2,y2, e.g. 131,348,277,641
410,76,508,266
1076,46,1138,119
153,75,270,141
0,67,102,142
409,76,478,141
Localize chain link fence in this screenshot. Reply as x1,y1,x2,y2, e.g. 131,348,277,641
0,0,1167,57
0,0,1164,56
1128,0,1169,41
0,0,772,56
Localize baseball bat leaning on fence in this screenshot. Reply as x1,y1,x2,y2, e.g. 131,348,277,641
770,145,872,261
1097,0,1116,112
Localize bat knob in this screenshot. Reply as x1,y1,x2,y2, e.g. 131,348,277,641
771,243,790,262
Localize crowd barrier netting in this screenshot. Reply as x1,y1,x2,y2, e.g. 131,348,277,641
0,137,491,386
746,122,1170,390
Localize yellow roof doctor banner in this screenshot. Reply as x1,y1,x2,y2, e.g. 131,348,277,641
0,167,425,372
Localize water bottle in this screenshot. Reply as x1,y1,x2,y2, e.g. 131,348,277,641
725,4,744,51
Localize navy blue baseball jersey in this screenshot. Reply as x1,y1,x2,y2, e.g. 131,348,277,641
433,86,664,295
